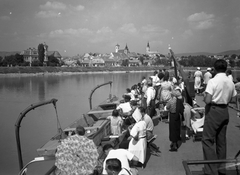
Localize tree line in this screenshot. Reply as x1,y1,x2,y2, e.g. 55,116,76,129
0,43,61,67
152,54,240,68
0,51,239,68
0,54,61,67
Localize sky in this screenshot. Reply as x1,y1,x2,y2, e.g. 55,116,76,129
0,0,240,56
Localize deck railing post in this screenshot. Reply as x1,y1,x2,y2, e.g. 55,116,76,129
15,99,58,171
89,81,112,110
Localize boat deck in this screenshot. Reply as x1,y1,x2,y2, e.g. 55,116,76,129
137,95,240,175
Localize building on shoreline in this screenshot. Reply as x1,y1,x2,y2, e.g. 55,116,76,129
20,45,62,66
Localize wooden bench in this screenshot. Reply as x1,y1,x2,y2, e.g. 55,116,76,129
87,109,113,115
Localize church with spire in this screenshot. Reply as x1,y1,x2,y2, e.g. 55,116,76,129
146,42,161,56
109,43,138,64
115,43,130,55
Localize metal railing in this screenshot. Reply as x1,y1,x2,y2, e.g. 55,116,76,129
15,99,58,171
18,156,55,175
89,81,112,110
183,155,240,175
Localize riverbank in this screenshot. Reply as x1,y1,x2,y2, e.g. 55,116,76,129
0,66,167,77
0,66,162,74
0,66,238,77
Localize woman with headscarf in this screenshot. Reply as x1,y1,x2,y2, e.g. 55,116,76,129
166,87,184,152
128,108,147,166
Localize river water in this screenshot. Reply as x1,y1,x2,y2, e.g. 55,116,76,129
1,70,239,175
0,72,154,175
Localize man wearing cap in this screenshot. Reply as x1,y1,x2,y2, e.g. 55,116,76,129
203,68,212,90
194,67,203,94
150,71,161,101
202,59,237,175
145,81,156,118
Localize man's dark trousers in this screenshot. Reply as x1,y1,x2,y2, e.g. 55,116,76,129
202,104,229,175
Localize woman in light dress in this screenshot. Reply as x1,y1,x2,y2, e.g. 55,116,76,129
128,108,147,166
107,109,123,135
194,67,203,94
158,73,173,106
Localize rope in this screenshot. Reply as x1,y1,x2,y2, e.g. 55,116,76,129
228,105,240,112
109,83,112,100
110,83,112,96
53,102,63,140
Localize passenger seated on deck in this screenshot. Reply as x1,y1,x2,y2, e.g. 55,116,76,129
117,95,137,126
117,95,132,115
107,109,123,136
128,108,147,166
139,106,154,140
125,88,135,101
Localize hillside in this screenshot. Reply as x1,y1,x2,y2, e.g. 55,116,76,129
0,51,21,57
175,49,240,57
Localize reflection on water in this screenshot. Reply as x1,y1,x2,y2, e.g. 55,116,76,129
0,72,153,175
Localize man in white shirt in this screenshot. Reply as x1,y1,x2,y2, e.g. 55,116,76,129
150,71,161,100
203,68,212,90
145,81,156,118
139,107,154,140
102,144,139,175
150,70,160,87
203,59,237,175
117,95,132,114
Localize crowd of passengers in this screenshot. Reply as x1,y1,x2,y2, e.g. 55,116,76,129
61,59,238,175
102,60,239,175
102,68,188,175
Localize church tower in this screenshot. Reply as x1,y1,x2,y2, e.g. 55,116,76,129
146,42,150,53
115,44,120,53
124,44,129,54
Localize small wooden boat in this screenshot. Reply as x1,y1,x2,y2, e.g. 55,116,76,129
16,81,128,175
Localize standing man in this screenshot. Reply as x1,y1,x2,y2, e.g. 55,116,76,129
203,68,212,90
145,81,156,118
202,59,236,175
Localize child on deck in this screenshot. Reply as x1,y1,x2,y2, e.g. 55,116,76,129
107,109,123,136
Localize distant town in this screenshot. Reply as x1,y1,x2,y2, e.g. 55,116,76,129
0,42,240,68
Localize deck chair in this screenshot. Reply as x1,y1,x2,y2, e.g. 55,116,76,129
191,116,205,142
147,135,160,156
